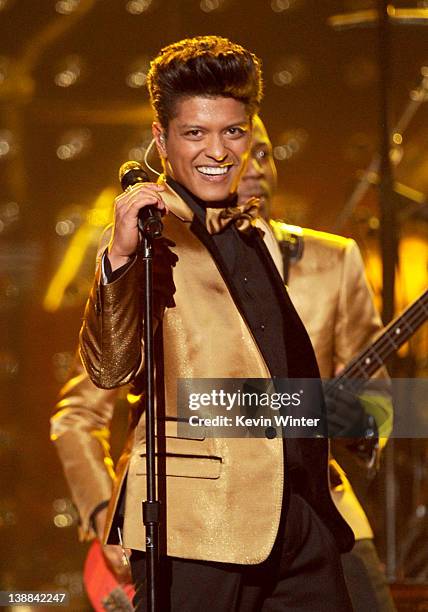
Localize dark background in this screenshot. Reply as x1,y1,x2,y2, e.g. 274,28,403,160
0,0,427,608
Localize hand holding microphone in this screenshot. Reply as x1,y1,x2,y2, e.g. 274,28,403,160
108,161,166,271
119,161,164,238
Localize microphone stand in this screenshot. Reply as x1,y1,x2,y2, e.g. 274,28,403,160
140,219,162,612
119,162,163,610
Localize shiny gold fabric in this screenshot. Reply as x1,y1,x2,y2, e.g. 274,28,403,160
50,357,119,540
205,196,260,235
78,183,284,563
265,220,391,539
51,204,390,552
77,181,354,563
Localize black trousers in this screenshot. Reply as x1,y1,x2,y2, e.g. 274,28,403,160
131,493,353,611
342,539,396,612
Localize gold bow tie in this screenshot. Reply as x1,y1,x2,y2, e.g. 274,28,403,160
205,197,261,235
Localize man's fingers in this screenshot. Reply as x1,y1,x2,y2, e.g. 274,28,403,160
126,195,167,214
120,182,165,194
115,193,167,222
109,184,168,260
102,544,132,583
115,183,165,203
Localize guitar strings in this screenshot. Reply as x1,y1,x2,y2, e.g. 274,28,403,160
325,295,428,396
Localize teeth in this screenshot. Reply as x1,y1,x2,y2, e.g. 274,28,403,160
197,166,230,176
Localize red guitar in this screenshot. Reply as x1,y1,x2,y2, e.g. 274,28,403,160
84,540,135,611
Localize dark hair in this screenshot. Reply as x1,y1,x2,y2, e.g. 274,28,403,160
146,36,263,128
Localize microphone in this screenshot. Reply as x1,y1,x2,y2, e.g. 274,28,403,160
119,160,163,238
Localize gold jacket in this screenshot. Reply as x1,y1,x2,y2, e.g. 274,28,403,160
73,181,355,563
52,216,388,546
52,183,392,563
266,221,391,539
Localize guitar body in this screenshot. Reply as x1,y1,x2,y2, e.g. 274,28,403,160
84,540,135,611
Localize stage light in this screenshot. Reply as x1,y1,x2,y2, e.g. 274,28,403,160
416,504,426,518
56,128,91,160
272,56,308,87
410,66,428,101
54,55,83,88
368,216,380,231
126,56,150,88
53,499,68,513
55,220,76,236
127,72,146,88
53,514,73,528
0,0,14,10
200,0,224,12
44,188,116,312
52,499,78,528
52,352,73,369
0,351,19,378
0,130,15,159
55,206,84,234
273,146,287,161
51,351,74,382
273,70,293,86
0,201,19,234
55,0,81,14
0,56,10,84
0,201,19,233
272,0,289,11
128,129,153,161
54,572,83,598
271,0,302,12
0,510,17,527
128,145,145,160
390,144,403,165
126,0,153,14
273,129,308,161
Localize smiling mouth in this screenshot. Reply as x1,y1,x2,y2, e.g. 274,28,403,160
196,164,233,177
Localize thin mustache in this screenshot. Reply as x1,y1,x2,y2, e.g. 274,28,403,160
196,162,233,168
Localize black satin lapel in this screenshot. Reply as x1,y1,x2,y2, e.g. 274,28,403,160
253,232,321,379
189,215,224,265
190,219,320,380
189,218,272,363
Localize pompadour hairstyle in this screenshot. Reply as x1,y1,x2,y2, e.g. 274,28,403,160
146,35,263,128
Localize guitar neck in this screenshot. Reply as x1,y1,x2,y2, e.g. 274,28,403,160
329,288,428,393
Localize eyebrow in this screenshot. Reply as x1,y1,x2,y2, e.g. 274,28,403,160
179,121,250,130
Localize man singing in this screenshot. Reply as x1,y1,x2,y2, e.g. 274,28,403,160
79,36,353,610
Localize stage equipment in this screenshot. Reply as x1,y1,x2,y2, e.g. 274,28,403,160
329,0,428,581
333,67,428,232
118,161,163,612
119,162,163,238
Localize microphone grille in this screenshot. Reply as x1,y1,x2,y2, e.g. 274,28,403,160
118,160,144,181
119,160,150,191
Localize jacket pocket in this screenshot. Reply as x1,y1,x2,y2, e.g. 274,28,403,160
158,418,205,441
137,452,222,479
